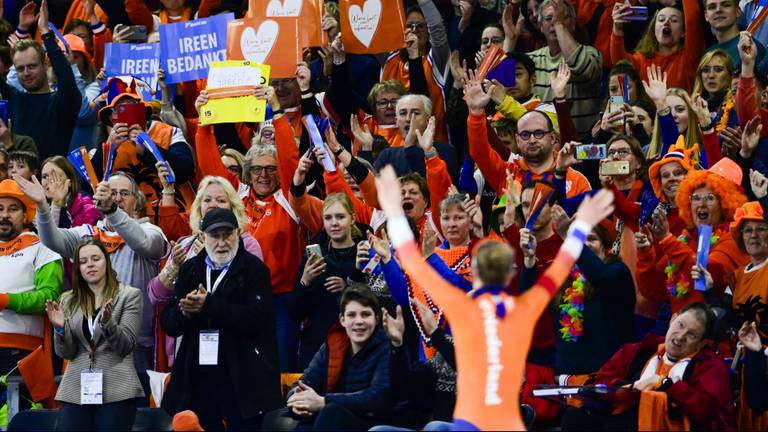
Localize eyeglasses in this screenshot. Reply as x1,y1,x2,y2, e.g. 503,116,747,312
690,193,717,204
406,22,427,31
375,98,400,108
517,129,550,140
110,190,133,199
742,226,768,236
249,165,278,176
481,37,505,45
607,149,632,158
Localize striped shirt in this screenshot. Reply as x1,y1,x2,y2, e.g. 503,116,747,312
528,44,603,140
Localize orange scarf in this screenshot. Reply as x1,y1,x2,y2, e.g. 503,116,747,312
243,190,271,234
90,227,125,254
0,232,40,257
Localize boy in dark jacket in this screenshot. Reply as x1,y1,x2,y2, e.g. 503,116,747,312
266,287,392,431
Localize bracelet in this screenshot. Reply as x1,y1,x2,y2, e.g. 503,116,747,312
700,123,714,132
554,168,567,178
161,190,175,196
553,96,566,103
54,326,64,335
424,149,438,159
15,27,29,35
657,106,671,116
333,147,345,157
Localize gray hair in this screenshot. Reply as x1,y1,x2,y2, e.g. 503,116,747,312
396,94,433,117
538,0,576,23
242,144,277,184
109,171,146,216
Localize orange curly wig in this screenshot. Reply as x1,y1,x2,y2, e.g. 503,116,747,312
676,170,747,227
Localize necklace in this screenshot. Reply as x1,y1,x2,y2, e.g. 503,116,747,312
559,267,586,342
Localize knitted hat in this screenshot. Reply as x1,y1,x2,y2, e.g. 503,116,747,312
0,179,36,224
648,138,698,202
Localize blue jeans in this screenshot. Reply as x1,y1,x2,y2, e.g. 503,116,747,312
273,291,300,372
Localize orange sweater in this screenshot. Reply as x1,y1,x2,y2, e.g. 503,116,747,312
468,114,591,198
609,0,704,91
195,116,303,294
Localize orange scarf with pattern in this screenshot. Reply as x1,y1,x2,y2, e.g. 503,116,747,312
90,227,126,254
0,232,40,257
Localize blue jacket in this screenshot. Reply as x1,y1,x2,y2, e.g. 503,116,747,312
292,327,392,417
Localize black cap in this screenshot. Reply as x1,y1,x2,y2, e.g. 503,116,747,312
201,208,238,233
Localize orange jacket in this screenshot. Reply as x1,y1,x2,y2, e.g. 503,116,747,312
196,116,304,294
468,114,591,198
609,0,704,91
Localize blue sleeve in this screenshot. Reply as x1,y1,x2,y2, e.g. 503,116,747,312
659,111,679,156
159,141,195,184
404,146,427,177
554,173,596,216
576,248,635,302
295,343,328,397
382,258,410,308
426,253,472,292
325,347,391,414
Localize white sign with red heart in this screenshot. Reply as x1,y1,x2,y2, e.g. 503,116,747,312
348,0,381,48
239,20,279,64
266,0,303,16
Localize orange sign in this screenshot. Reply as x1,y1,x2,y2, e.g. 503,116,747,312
247,0,325,48
339,0,406,54
226,17,301,78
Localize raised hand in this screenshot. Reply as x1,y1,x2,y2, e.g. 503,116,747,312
721,125,743,158
415,116,436,153
741,116,763,158
574,188,615,229
156,161,175,191
46,301,64,328
44,168,71,207
194,91,209,115
300,254,326,286
550,60,571,99
411,298,437,336
750,169,768,199
643,65,669,110
463,193,483,236
18,1,37,32
296,62,311,92
648,207,670,240
405,30,420,60
293,151,314,186
550,204,573,239
368,231,392,263
556,141,580,172
690,265,713,291
382,305,405,347
350,114,374,151
464,70,492,115
611,2,631,34
738,321,763,352
37,0,50,35
519,227,537,267
449,50,468,89
14,174,48,207
422,221,438,257
501,3,520,46
738,31,756,76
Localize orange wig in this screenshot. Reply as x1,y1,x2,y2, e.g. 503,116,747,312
676,170,747,227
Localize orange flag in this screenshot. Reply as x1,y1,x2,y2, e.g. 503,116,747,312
18,346,57,402
247,0,325,48
227,17,301,78
339,0,406,54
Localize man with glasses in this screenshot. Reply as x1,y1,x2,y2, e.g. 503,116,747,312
23,171,168,400
466,85,592,199
523,0,602,140
382,2,451,144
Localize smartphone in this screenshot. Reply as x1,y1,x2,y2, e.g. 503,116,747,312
600,160,631,176
115,103,146,128
576,144,607,160
625,6,648,21
0,100,9,125
127,25,148,42
306,244,323,259
608,95,625,126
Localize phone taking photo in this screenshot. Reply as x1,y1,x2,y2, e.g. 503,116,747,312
115,103,146,128
576,144,607,160
600,160,631,176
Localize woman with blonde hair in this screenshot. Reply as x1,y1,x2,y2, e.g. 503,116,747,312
289,153,370,369
147,174,263,369
47,238,144,431
692,50,739,158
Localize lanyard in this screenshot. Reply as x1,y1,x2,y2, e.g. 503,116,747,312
87,309,104,342
205,259,230,294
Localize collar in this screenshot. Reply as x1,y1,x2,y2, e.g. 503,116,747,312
470,285,508,318
205,255,233,271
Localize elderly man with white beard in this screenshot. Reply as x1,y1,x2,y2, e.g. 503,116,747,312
160,208,281,430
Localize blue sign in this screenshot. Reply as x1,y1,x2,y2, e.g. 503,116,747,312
159,13,233,84
103,42,160,100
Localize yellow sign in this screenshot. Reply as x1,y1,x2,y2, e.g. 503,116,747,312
199,61,271,125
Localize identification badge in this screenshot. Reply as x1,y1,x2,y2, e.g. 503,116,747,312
199,330,219,365
81,369,103,405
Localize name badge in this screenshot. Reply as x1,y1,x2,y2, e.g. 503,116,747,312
199,330,219,365
81,369,103,405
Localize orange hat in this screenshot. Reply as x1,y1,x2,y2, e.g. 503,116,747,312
172,410,204,431
708,157,743,186
731,201,766,233
59,34,93,64
0,179,36,224
648,140,698,202
94,77,154,125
